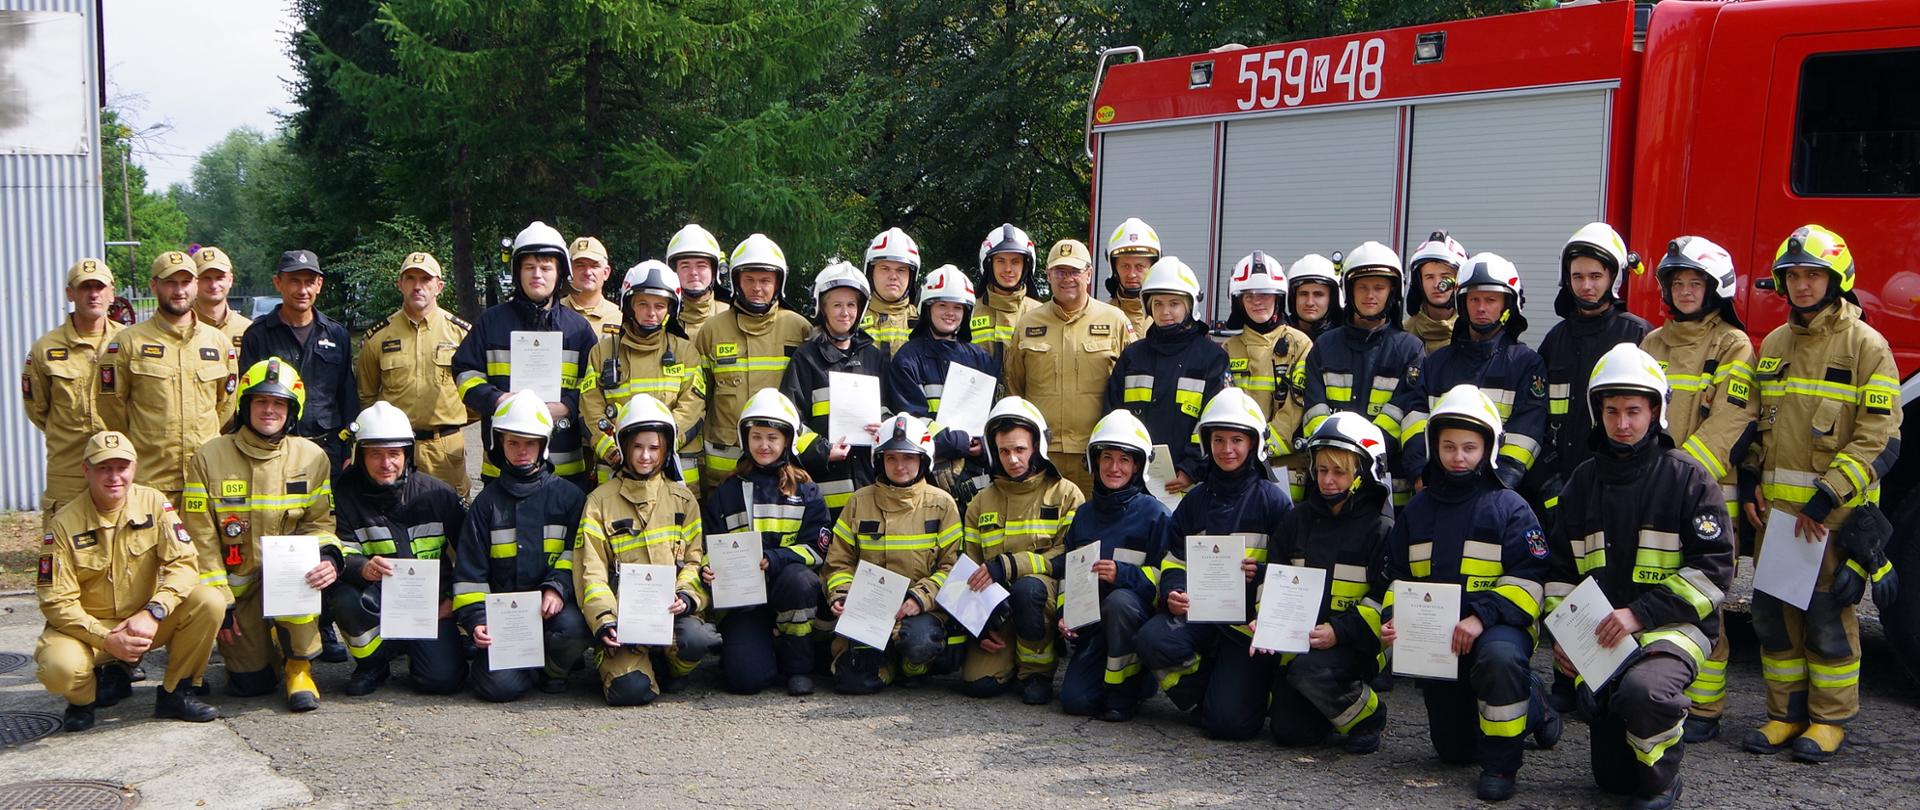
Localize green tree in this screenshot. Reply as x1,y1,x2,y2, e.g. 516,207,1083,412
101,108,189,286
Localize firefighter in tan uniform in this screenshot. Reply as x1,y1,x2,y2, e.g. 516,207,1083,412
824,414,964,693
958,397,1083,703
1222,251,1314,500
972,223,1044,369
1004,239,1138,496
581,260,704,489
192,246,251,366
37,431,221,732
99,251,236,504
1640,236,1758,744
182,359,342,711
1741,225,1901,763
355,252,473,496
575,394,720,705
862,227,921,356
1405,232,1468,354
692,234,812,494
1104,217,1158,337
666,223,730,342
566,235,625,339
25,258,125,522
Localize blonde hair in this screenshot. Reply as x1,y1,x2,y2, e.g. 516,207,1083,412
1312,447,1361,477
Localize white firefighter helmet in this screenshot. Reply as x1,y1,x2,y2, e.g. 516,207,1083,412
1285,252,1344,323
1656,235,1743,329
729,233,789,311
1453,252,1529,336
1305,411,1390,486
982,395,1053,478
1084,409,1155,481
351,400,415,450
1140,256,1202,314
919,264,976,308
1407,230,1469,315
864,227,922,273
738,388,805,467
1341,241,1404,322
666,223,725,265
1230,251,1288,298
491,390,554,459
978,223,1037,291
811,260,870,329
1106,217,1162,259
873,413,935,484
614,393,682,480
509,221,572,293
1558,221,1633,315
1426,384,1505,480
1587,342,1671,430
618,260,683,335
1197,387,1273,467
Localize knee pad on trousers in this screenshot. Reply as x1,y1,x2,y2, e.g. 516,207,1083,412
897,615,945,666
605,671,658,706
1750,594,1792,652
675,618,721,663
1803,593,1855,661
835,648,886,695
1008,577,1052,640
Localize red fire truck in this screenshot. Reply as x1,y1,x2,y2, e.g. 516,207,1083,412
1085,0,1920,678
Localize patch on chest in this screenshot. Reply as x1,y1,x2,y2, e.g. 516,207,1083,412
1088,323,1111,337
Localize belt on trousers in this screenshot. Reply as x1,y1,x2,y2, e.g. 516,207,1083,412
415,426,462,439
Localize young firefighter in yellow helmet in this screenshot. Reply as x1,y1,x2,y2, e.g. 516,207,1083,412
862,227,922,356
1104,217,1159,336
1222,250,1314,499
1740,224,1900,763
580,260,704,489
575,394,719,705
1640,236,1758,744
181,358,341,712
692,234,813,495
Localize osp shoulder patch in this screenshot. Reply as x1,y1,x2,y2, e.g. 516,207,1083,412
977,511,1000,527
1525,528,1549,559
1693,511,1724,542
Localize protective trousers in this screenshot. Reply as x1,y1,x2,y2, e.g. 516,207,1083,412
1686,612,1729,719
468,605,590,702
327,582,464,694
1590,651,1693,800
594,615,721,706
717,564,821,694
1058,590,1150,717
961,575,1058,696
1752,537,1860,724
221,584,323,691
1269,645,1386,747
37,585,222,702
1417,624,1537,775
830,612,957,694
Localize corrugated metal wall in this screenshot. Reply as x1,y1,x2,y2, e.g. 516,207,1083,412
0,0,104,510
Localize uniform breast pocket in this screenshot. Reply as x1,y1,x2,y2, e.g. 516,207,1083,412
70,548,109,574
42,362,85,410
1810,399,1845,453
435,345,458,377
195,363,231,404
124,527,159,558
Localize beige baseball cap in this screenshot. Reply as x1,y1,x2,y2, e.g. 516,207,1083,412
1046,239,1093,272
84,431,137,465
401,251,444,278
150,250,197,281
193,246,234,275
66,258,114,289
570,236,608,265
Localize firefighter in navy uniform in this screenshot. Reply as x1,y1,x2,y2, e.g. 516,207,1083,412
452,221,602,490
1297,242,1425,508
1284,253,1342,340
328,401,466,696
957,396,1085,704
887,265,998,509
1548,344,1733,810
239,249,359,472
1104,256,1231,493
1640,236,1758,743
1219,251,1313,500
971,223,1044,368
1383,384,1557,803
1261,413,1394,754
1741,225,1901,763
862,227,921,355
1401,253,1549,491
575,394,720,705
451,391,592,702
702,389,832,696
782,261,890,518
1137,388,1293,740
1404,232,1469,354
1054,410,1174,722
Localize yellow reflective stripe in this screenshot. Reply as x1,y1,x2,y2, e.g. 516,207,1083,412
582,583,612,603
489,541,517,559
1758,376,1858,403
1681,434,1729,480
611,526,680,554
1761,656,1807,683
1809,660,1860,688
451,591,487,610
1479,699,1529,738
1628,721,1685,766
825,571,854,592
1833,452,1871,496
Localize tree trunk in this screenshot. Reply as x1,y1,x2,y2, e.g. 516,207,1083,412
450,144,480,321
580,28,606,236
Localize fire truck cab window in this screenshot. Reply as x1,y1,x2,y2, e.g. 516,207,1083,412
1793,48,1920,197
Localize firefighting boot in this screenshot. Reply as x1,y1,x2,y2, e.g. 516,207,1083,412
1741,720,1807,755
284,659,319,712
1682,715,1720,743
1789,723,1845,763
154,684,219,722
1628,777,1681,810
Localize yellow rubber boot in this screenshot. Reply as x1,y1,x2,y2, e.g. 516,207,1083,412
284,659,319,713
1741,720,1807,755
1790,722,1845,763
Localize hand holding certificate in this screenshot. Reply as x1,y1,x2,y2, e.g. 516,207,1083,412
1185,535,1247,624
1251,564,1326,653
827,372,882,447
935,555,1009,638
1544,577,1637,689
706,532,768,609
836,560,911,649
617,564,677,647
509,331,563,402
1390,580,1462,680
261,535,322,618
1062,544,1102,630
485,591,544,671
380,560,441,640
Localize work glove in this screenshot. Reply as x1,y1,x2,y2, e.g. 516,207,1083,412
1830,504,1898,607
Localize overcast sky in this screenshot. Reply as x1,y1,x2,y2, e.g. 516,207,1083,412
101,0,300,190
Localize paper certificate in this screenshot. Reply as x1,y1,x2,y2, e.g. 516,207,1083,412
935,555,1009,638
1062,544,1102,630
934,364,997,440
1145,444,1183,510
837,560,911,650
261,535,322,618
1544,576,1638,689
485,591,543,671
617,563,677,647
1390,580,1462,680
379,561,441,640
827,372,882,447
1251,564,1327,653
706,532,768,609
509,331,563,402
1185,535,1247,624
1753,510,1826,610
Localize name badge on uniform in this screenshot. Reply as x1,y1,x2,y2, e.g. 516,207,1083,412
72,531,98,549
287,480,309,495
318,338,338,350
1089,323,1111,336
45,348,67,361
382,339,403,353
140,344,164,358
220,480,248,499
1025,326,1047,338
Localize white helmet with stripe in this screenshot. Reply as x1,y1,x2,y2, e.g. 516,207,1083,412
1305,411,1389,486
614,393,682,480
983,395,1054,478
739,388,805,467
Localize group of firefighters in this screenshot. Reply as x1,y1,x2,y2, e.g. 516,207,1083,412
21,210,1900,808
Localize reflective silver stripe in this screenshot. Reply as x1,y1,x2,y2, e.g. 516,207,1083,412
1677,566,1726,608
1571,531,1606,559
355,526,395,541
1638,530,1682,551
543,524,569,540
816,479,856,496
1401,410,1429,432
1322,372,1354,387
1334,563,1368,584
1544,581,1575,599
1370,375,1399,392
456,370,487,386
1482,388,1516,407
1625,720,1685,757
489,528,517,544
344,626,379,647
1124,374,1156,390
1377,403,1405,422
1409,542,1433,564
453,582,489,595
1113,548,1148,566
1304,404,1334,422
550,449,585,465
721,510,751,531
1175,376,1207,393
228,572,259,588
704,440,744,459
1720,484,1738,502
755,503,808,520
1480,698,1529,722
921,383,944,400
1504,434,1541,455
1549,383,1571,399
1493,575,1543,605
1331,685,1377,729
810,386,831,405
1234,532,1270,552
1462,540,1503,562
485,349,512,364
410,522,446,539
